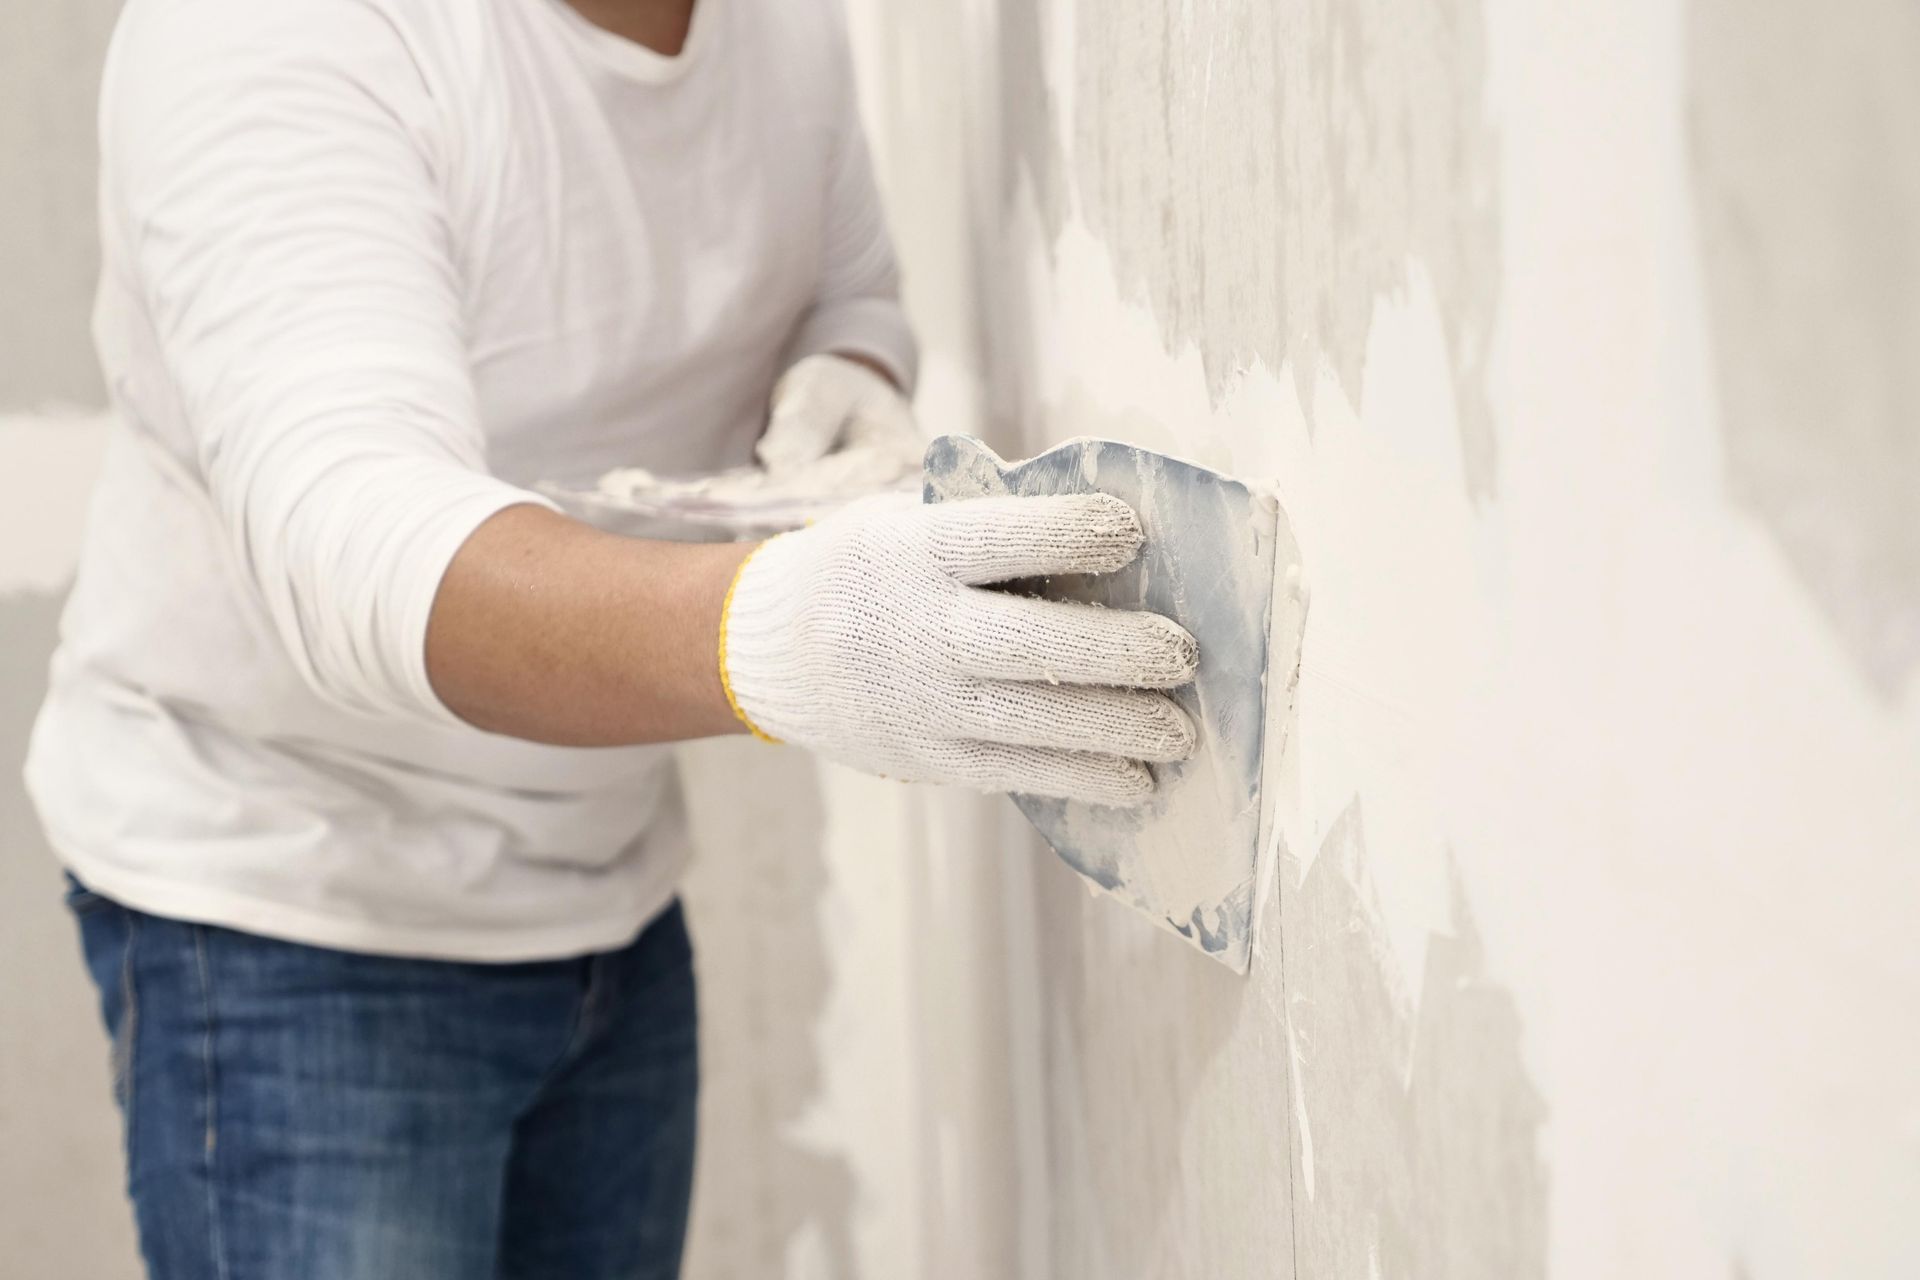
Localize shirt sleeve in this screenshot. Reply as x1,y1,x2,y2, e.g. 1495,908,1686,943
101,0,555,727
781,20,920,393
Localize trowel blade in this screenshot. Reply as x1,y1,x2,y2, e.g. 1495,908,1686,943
924,435,1301,973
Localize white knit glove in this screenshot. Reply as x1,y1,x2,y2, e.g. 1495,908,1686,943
719,492,1200,806
755,354,923,490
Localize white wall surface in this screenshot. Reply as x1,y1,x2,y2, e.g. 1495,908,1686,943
844,0,1920,1276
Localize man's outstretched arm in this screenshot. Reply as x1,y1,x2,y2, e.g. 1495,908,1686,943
427,506,752,747
429,487,1205,807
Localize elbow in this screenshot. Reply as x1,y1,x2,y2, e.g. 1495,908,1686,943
211,433,537,726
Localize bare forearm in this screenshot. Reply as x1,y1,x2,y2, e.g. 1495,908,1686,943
426,504,754,746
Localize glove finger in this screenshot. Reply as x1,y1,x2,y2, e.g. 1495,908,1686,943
942,741,1157,807
843,393,924,463
953,683,1195,761
923,493,1144,584
951,590,1199,689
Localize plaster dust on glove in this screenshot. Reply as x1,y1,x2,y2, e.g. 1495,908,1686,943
543,450,916,540
924,435,1307,974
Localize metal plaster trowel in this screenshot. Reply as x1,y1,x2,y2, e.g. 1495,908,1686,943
923,435,1305,973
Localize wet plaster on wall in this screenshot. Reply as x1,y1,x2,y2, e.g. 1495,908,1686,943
1687,0,1920,699
1016,687,1551,1280
1025,844,1290,1279
679,738,942,1280
676,744,859,1279
994,0,1503,497
1283,803,1546,1278
958,253,1545,1275
967,6,1533,1271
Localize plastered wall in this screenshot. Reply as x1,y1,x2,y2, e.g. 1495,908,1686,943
847,0,1920,1275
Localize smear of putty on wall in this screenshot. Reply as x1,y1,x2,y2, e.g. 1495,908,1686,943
1283,801,1548,1278
675,746,860,1279
993,0,1503,498
1688,0,1920,700
1025,830,1295,1280
969,5,1528,1276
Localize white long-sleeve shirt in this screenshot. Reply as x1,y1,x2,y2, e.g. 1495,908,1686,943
25,0,915,959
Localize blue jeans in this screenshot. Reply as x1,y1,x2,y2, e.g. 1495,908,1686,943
67,876,699,1279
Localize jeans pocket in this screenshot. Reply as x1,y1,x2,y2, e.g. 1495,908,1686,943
63,871,116,920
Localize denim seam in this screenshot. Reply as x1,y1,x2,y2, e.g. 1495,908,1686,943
118,910,141,1175
518,962,597,1115
192,927,232,1280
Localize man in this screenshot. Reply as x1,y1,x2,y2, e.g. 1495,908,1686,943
26,0,1196,1275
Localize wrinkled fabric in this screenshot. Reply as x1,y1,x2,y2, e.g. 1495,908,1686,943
28,0,914,959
